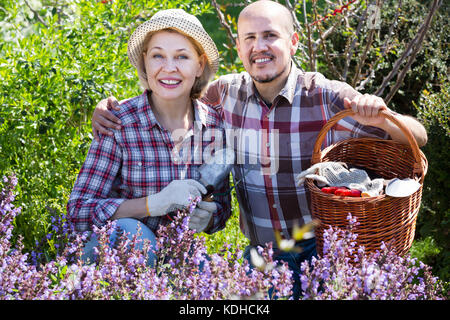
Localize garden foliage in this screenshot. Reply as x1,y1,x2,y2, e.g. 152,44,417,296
1,175,445,299
1,176,294,299
0,0,217,251
412,77,450,281
0,0,448,293
315,0,448,113
300,214,443,299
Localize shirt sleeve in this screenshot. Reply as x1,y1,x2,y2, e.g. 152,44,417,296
67,134,126,232
200,78,226,114
320,75,390,141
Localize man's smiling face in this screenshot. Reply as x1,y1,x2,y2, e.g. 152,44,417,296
236,3,298,85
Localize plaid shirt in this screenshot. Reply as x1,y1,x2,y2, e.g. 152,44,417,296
201,64,389,247
68,90,231,233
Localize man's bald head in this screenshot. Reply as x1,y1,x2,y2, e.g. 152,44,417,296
234,0,299,102
237,0,295,36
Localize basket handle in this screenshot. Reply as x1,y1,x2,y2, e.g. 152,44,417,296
311,109,424,177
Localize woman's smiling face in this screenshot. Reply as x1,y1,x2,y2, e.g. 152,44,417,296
143,30,205,102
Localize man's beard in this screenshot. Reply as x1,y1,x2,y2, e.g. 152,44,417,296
250,64,288,84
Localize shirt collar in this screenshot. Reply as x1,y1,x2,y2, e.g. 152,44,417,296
136,90,209,130
246,61,300,105
278,62,300,105
192,99,209,129
135,90,159,130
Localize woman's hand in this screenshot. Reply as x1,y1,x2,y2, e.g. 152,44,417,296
146,179,207,217
189,201,217,233
92,96,122,141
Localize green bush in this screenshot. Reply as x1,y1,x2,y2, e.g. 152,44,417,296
316,0,449,115
412,77,450,282
0,0,215,253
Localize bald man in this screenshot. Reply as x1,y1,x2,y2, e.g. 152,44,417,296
91,0,427,299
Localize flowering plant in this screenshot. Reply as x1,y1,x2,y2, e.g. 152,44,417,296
300,214,445,300
0,175,445,300
0,175,292,299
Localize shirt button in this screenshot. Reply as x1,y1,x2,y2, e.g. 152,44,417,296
266,142,270,147
272,204,277,209
137,161,142,166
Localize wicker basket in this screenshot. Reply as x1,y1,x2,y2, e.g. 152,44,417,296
305,109,428,257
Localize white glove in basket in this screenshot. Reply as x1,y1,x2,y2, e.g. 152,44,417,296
296,162,384,197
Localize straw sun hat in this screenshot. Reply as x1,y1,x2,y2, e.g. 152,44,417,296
127,9,219,87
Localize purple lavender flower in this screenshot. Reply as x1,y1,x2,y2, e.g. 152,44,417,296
299,214,445,300
0,177,446,300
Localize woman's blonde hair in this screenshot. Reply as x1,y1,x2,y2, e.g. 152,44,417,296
140,28,213,99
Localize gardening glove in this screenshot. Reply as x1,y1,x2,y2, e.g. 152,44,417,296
146,179,207,217
188,201,217,233
296,162,384,197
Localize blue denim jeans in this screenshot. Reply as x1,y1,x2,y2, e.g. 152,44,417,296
82,218,158,267
244,238,317,300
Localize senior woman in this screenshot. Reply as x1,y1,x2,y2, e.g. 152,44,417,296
67,9,231,266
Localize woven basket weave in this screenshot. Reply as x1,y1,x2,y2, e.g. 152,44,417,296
305,109,428,257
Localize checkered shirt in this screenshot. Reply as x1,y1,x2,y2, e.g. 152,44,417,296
201,65,389,247
67,90,231,233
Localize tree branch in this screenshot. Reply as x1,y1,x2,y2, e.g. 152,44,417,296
383,0,442,103
211,0,236,47
313,17,342,49
304,0,316,71
343,3,370,81
356,0,402,90
352,26,375,87
351,0,384,86
375,0,442,98
24,0,48,28
313,1,342,80
285,0,305,37
284,0,308,69
379,0,402,57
